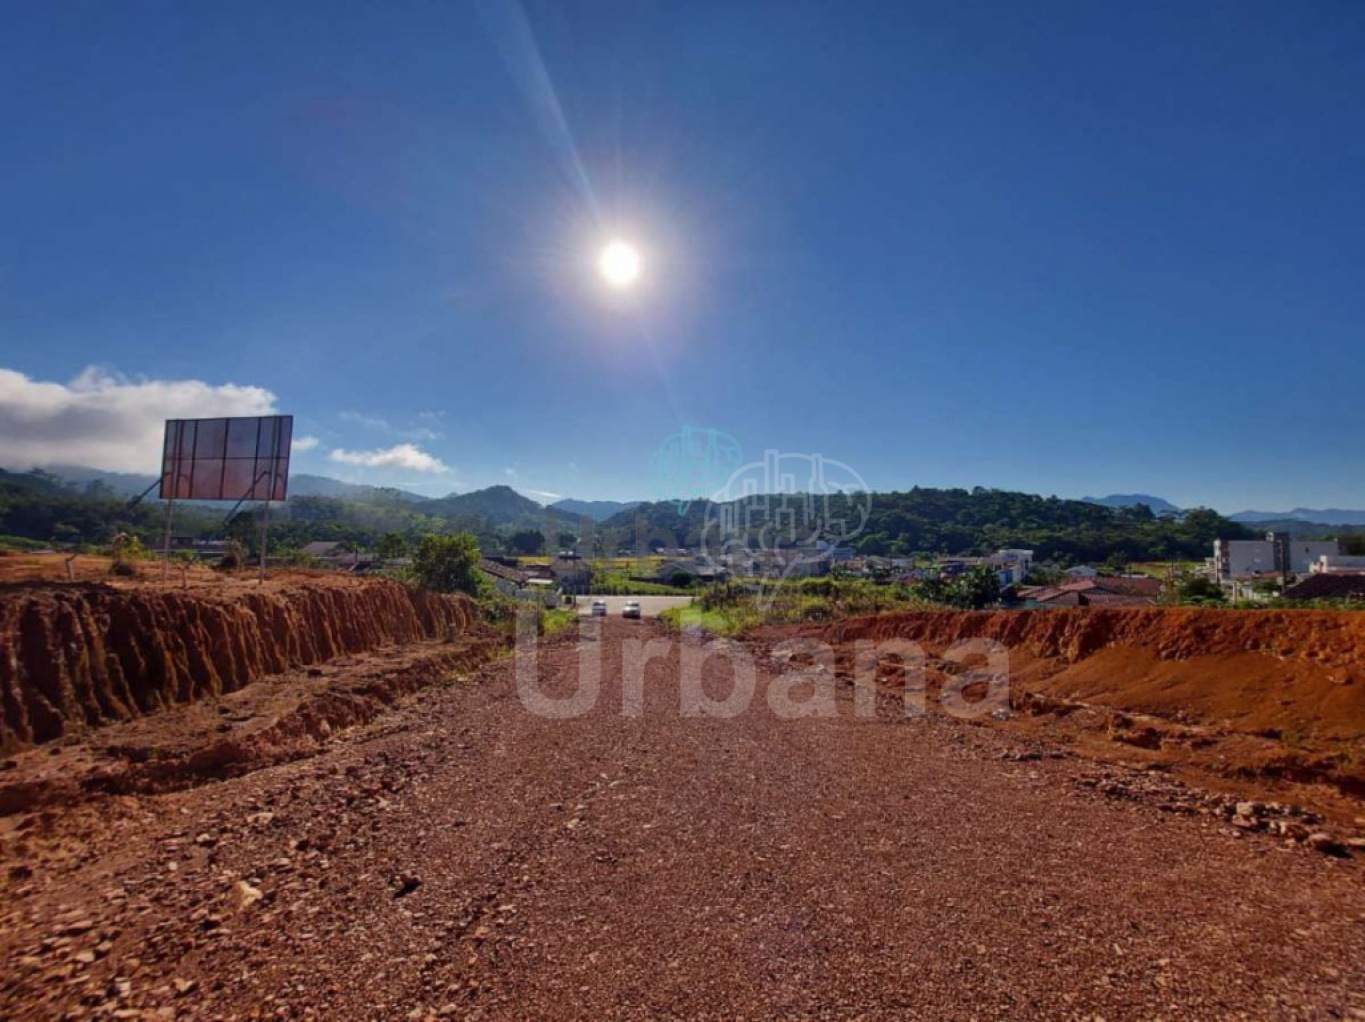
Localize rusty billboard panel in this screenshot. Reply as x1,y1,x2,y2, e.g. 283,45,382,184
159,415,293,502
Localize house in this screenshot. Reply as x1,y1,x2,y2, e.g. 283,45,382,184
1065,565,1099,580
300,541,360,567
168,537,229,558
548,556,594,594
892,568,934,583
480,559,561,606
937,557,986,577
654,560,729,585
479,558,531,595
746,549,830,579
940,550,1033,587
1282,574,1365,602
1311,555,1365,575
1105,576,1164,598
1019,577,1161,608
986,548,1034,586
1214,532,1341,580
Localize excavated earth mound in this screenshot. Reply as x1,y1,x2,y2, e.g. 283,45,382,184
818,607,1365,736
773,607,1365,814
0,578,487,751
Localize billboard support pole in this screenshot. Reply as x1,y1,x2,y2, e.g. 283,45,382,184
162,497,175,583
259,501,270,583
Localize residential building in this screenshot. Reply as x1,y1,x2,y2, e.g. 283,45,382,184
548,556,594,594
1018,577,1161,609
654,560,729,585
1310,555,1365,575
480,559,561,606
1213,532,1341,580
301,541,361,568
987,548,1034,587
1283,574,1365,602
479,559,531,596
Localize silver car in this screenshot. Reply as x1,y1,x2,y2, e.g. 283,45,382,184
590,599,608,617
622,600,642,619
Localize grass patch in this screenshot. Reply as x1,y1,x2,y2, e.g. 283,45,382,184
0,534,53,552
541,607,578,636
594,570,693,595
659,578,944,637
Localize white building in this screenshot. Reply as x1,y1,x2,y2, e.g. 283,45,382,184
1285,540,1345,574
987,548,1034,587
1311,554,1365,575
1213,533,1341,580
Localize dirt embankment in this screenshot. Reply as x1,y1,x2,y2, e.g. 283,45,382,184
0,578,486,751
818,607,1365,734
778,607,1365,816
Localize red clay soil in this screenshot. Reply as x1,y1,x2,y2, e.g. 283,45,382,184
1,620,1363,1020
816,607,1365,738
768,607,1365,818
0,578,488,751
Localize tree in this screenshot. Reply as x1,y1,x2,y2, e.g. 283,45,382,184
225,510,259,555
375,532,407,560
949,565,1001,610
556,531,577,549
508,529,546,556
411,532,484,596
1177,575,1225,604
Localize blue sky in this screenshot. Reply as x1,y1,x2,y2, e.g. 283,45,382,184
2,0,1363,511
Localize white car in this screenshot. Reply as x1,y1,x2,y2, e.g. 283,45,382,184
622,600,642,619
590,599,608,617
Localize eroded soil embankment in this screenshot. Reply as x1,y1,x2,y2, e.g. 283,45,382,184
818,607,1365,731
799,607,1365,809
826,606,1365,671
0,578,486,750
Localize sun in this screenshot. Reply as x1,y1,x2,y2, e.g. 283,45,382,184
598,240,641,289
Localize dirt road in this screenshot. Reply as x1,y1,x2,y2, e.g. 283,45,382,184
3,619,1363,1020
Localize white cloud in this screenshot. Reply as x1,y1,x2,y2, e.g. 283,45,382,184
328,443,449,473
292,435,320,452
524,488,563,502
504,466,519,478
0,366,277,473
338,410,439,442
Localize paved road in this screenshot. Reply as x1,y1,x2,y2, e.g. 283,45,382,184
2,619,1363,1020
573,593,693,617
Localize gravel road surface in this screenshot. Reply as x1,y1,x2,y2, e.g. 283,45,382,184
3,619,1363,1020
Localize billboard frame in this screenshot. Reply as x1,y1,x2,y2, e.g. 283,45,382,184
158,415,294,583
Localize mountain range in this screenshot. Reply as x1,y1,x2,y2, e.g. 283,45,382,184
549,498,642,522
1081,493,1183,515
1229,508,1365,527
18,465,1365,531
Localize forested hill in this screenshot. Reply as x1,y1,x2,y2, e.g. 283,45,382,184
599,488,1256,563
0,470,1265,563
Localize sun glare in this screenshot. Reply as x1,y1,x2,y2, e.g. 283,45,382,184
598,240,641,289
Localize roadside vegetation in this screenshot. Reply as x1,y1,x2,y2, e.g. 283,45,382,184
591,570,691,595
659,578,944,637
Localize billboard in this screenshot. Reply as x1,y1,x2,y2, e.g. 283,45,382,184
159,415,293,502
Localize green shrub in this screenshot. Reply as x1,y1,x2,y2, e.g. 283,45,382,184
411,532,485,597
